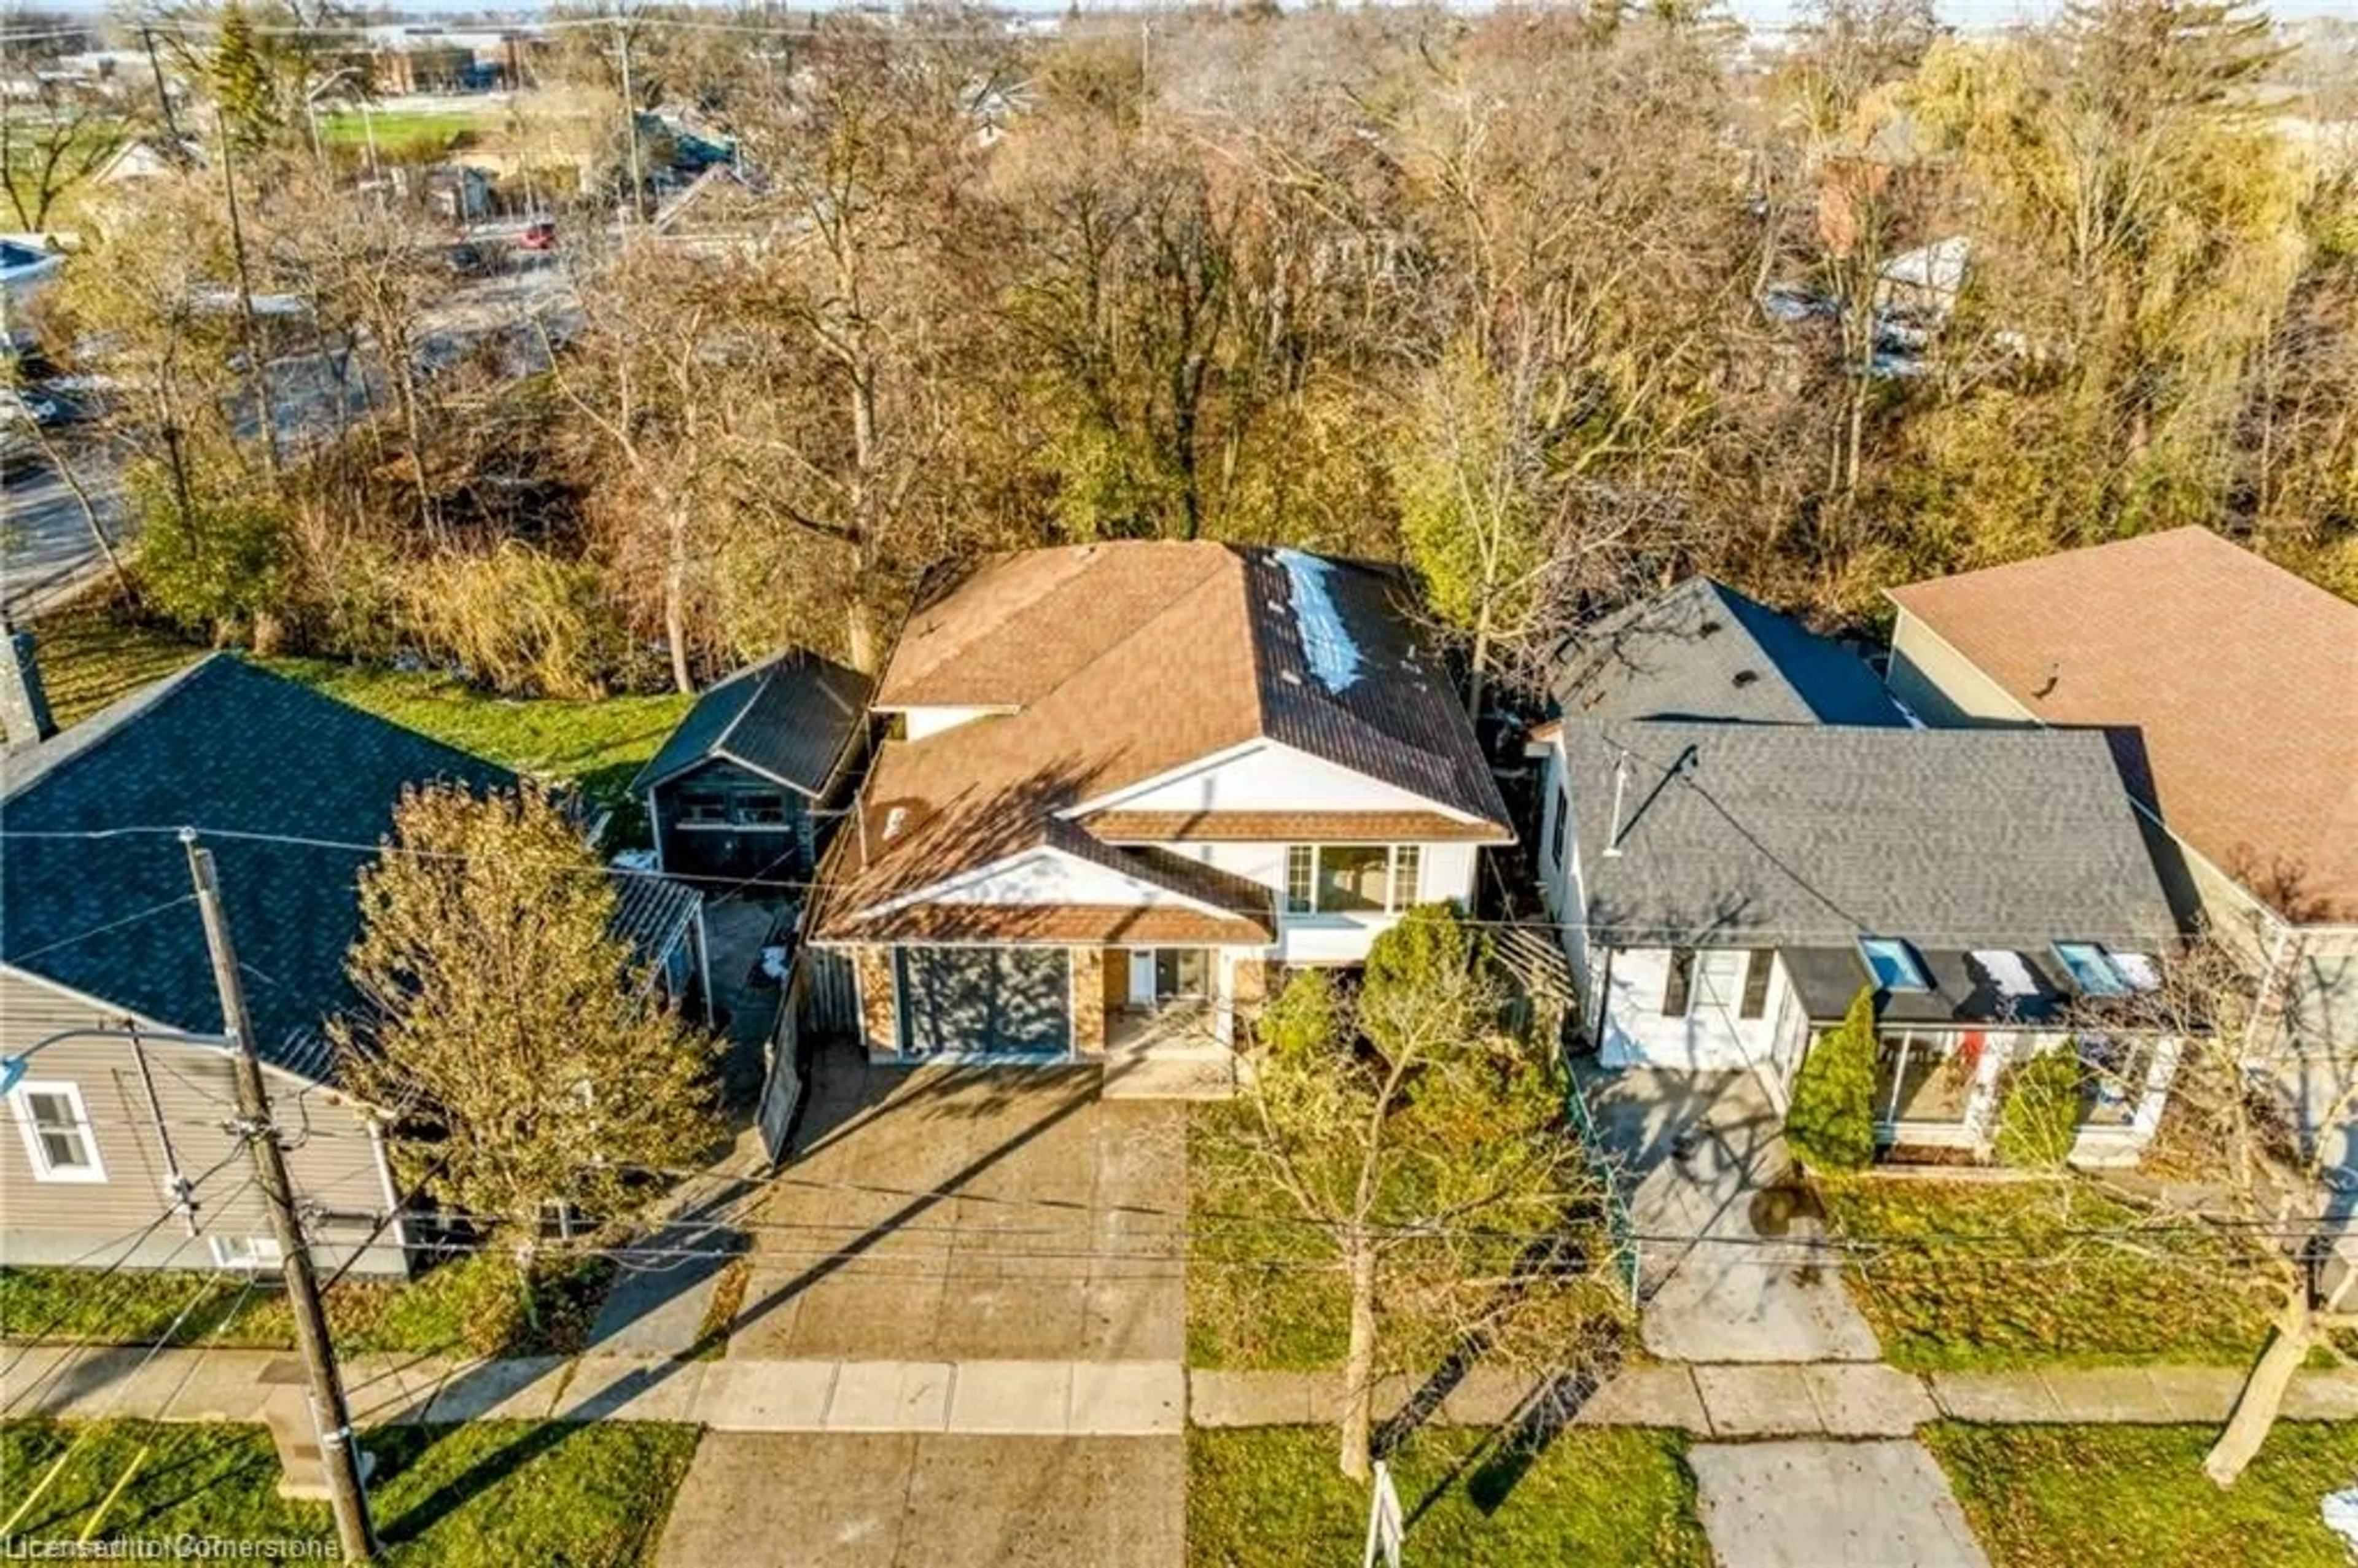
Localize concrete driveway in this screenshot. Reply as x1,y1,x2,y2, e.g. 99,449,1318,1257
1689,1440,1989,1568
1582,1066,1879,1363
656,1432,1183,1568
722,1043,1188,1364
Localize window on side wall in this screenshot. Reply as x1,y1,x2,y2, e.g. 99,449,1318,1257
10,1083,104,1183
1547,785,1569,871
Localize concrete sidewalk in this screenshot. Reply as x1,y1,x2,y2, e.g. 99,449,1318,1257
1,1347,1185,1437
8,1341,2355,1436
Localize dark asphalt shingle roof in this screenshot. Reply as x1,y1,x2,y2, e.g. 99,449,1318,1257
1560,718,2177,953
1555,578,1903,728
2,656,706,1084
629,651,871,799
1,656,517,1081
1247,551,1512,830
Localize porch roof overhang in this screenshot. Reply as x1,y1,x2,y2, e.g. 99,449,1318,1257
814,902,1275,947
1781,944,2074,1028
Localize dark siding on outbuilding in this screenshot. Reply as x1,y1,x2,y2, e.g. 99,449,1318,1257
655,758,816,885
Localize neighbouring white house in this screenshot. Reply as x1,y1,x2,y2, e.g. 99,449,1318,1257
1531,578,2187,1164
803,541,1513,1085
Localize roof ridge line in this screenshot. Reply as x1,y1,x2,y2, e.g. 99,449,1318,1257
2,651,232,803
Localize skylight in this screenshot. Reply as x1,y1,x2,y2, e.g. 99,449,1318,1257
1273,549,1363,693
1859,937,1930,992
2054,941,2136,997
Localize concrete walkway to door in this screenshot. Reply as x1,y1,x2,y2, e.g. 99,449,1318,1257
1580,1065,1880,1363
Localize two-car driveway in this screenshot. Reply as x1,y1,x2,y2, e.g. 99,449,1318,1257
659,1044,1190,1567
725,1048,1188,1364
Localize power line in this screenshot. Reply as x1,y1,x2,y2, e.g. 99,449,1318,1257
0,894,198,968
0,821,2198,945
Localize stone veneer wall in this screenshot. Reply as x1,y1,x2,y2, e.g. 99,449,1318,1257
1072,947,1106,1057
850,944,897,1059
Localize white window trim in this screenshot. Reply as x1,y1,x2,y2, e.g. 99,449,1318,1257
1283,844,1425,918
10,1080,108,1184
208,1233,284,1270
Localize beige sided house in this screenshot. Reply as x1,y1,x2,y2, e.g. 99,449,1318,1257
804,541,1514,1082
1886,527,2358,1056
0,649,701,1276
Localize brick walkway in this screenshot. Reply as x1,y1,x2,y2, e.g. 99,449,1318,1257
6,1343,2356,1437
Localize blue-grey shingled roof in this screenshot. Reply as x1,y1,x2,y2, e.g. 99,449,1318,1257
1555,578,1904,728
1,656,518,1081
630,650,871,800
1560,718,2177,953
3,655,704,1084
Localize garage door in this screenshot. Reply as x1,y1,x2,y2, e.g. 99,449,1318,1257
896,947,1072,1058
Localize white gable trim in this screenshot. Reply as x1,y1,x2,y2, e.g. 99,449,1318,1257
844,845,1237,925
1068,739,1485,823
1059,739,1270,818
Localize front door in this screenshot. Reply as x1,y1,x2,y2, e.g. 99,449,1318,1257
1128,951,1157,1009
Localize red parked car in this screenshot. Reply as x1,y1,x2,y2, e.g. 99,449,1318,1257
519,219,557,251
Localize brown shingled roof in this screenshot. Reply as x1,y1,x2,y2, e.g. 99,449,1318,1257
1889,527,2358,921
809,541,1511,939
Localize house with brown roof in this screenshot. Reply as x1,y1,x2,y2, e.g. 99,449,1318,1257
803,541,1513,1079
1886,527,2358,1054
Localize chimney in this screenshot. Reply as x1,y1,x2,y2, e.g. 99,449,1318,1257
0,621,58,745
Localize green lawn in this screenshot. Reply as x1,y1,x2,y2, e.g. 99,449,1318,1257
317,109,502,156
1188,1426,1709,1568
0,1253,615,1360
1820,1178,2277,1371
30,604,690,807
1185,1103,1630,1372
1187,1104,1350,1370
1926,1421,2358,1568
2,1417,698,1564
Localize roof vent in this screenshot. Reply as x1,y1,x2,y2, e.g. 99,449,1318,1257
882,805,909,841
1279,669,1304,686
1732,669,1760,688
1698,618,1724,637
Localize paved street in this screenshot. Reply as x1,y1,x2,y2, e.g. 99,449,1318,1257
654,1433,1184,1568
0,254,575,619
1,451,124,618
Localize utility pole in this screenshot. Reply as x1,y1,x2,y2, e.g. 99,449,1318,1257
141,26,182,144
184,832,377,1562
614,17,644,223
211,111,282,484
